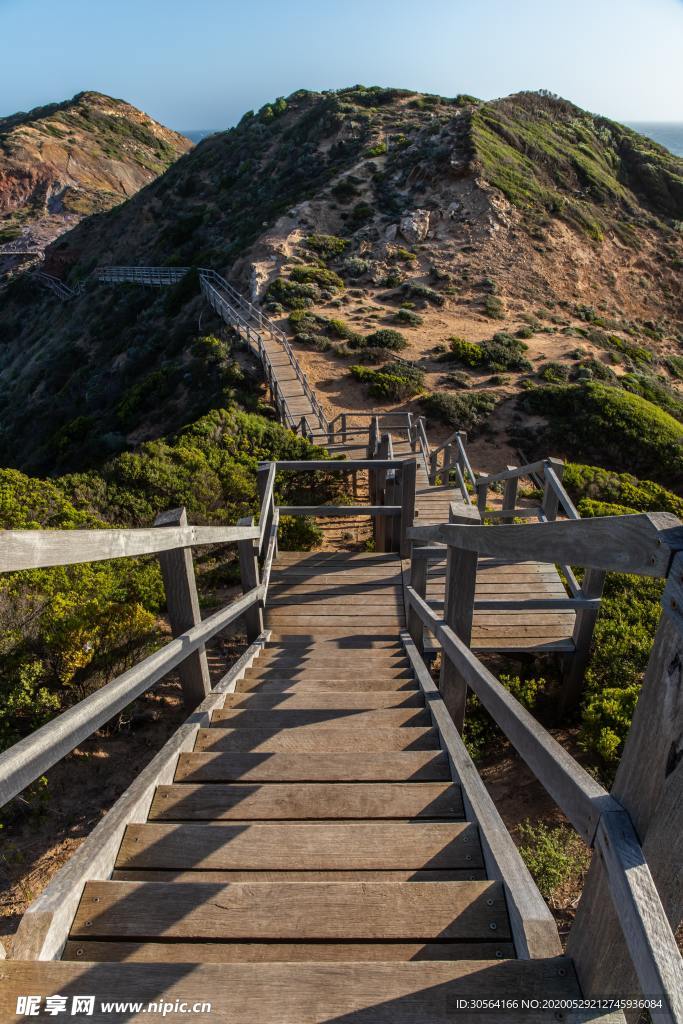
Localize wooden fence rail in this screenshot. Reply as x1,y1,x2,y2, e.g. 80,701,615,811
406,507,683,1019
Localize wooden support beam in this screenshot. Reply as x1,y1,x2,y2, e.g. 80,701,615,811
399,460,417,559
477,475,488,515
502,466,518,523
439,533,478,731
408,556,428,652
154,508,211,709
561,567,606,711
237,517,264,643
541,458,564,522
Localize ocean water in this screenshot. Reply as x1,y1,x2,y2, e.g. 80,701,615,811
625,123,683,157
182,129,221,143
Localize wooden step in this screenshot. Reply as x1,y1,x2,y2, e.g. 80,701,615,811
115,822,481,871
261,638,403,649
268,628,403,638
193,727,439,752
110,868,487,883
62,938,514,962
243,667,414,680
235,678,419,692
73,880,501,938
149,782,464,820
221,692,425,709
209,708,431,728
0,959,607,1024
175,751,451,782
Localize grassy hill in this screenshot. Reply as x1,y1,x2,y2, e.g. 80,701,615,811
0,91,191,249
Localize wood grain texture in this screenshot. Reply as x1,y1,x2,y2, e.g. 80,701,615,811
221,691,425,709
110,868,487,882
62,938,514,962
193,726,439,752
115,821,483,871
149,782,464,820
0,959,615,1024
209,708,431,728
72,880,504,939
175,751,451,783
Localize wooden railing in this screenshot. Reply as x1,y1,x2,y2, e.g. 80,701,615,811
95,266,189,287
262,456,417,558
33,271,83,302
428,429,477,499
0,513,276,811
405,510,683,1019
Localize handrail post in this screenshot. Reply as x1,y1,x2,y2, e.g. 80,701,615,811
542,458,564,521
408,552,428,652
439,503,481,731
153,507,211,710
237,516,264,643
502,465,518,522
561,567,606,711
341,413,347,443
258,466,277,560
567,552,683,1011
429,449,438,485
476,475,489,515
375,435,390,552
399,459,417,559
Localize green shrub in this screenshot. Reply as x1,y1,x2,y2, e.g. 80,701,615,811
350,362,425,401
518,821,590,901
326,318,364,344
348,202,373,227
447,332,531,372
290,265,344,290
303,234,348,258
404,282,445,306
390,247,417,263
484,294,505,319
539,362,570,383
520,383,683,483
620,372,683,422
394,308,423,326
366,141,387,157
666,355,683,380
563,462,683,518
266,277,320,310
355,329,408,352
421,391,498,432
383,270,404,288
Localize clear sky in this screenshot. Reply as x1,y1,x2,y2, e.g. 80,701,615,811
1,0,681,129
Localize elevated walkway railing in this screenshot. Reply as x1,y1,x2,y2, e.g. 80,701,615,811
0,515,274,811
405,509,683,1020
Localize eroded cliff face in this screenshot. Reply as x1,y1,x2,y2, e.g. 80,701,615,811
0,91,191,248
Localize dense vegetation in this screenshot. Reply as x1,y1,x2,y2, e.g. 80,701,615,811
519,382,683,485
350,362,425,400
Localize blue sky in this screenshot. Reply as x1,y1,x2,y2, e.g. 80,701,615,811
1,0,681,128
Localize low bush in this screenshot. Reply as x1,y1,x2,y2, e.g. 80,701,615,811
538,362,570,383
350,328,408,352
421,390,498,432
446,333,531,372
290,265,344,290
302,234,348,258
394,308,423,326
518,821,590,903
403,282,445,306
350,362,425,401
266,277,320,310
484,294,505,319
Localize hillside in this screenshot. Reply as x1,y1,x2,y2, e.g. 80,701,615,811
0,86,680,479
0,91,191,252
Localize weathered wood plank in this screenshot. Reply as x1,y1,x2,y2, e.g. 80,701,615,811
72,879,502,938
194,726,440,752
0,524,259,573
0,959,625,1024
9,635,270,961
235,678,418,692
175,751,451,782
149,782,464,820
402,630,563,960
62,938,513,961
209,708,431,728
222,692,424,709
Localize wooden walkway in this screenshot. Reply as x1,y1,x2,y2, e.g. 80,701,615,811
1,551,612,1022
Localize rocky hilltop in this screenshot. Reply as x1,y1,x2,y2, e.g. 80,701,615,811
0,87,681,477
0,91,191,250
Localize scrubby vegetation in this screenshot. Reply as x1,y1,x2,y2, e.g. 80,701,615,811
421,390,498,432
350,362,425,400
519,382,683,483
446,333,532,372
518,821,590,903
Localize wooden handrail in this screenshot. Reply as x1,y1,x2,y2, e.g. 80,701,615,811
260,458,404,472
405,584,683,1016
409,512,683,577
257,463,277,556
0,523,260,574
278,505,401,517
0,584,264,809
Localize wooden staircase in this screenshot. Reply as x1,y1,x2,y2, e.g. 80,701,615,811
2,551,609,1022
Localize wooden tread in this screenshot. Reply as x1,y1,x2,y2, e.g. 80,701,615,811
2,959,608,1024
209,708,430,728
149,782,464,820
72,880,504,939
115,822,482,870
194,727,438,752
175,751,451,782
221,691,425,709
